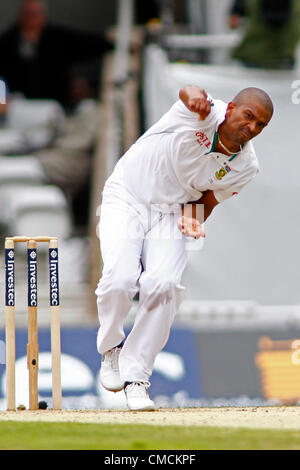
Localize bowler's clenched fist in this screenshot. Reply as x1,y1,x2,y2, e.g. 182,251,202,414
187,92,211,120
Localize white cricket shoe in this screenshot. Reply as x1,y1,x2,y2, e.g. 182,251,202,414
124,382,155,411
100,346,124,392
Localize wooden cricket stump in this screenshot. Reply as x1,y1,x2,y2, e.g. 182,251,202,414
4,236,62,411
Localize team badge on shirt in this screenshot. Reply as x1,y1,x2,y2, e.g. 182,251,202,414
215,165,231,180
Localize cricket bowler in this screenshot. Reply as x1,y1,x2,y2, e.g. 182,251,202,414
96,85,273,410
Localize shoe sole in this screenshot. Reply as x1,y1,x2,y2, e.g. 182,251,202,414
127,404,155,411
100,380,125,393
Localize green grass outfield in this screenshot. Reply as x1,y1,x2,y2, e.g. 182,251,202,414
0,422,300,450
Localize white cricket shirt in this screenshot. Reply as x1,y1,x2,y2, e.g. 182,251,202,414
105,96,260,211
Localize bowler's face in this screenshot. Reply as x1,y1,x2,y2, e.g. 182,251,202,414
225,101,272,145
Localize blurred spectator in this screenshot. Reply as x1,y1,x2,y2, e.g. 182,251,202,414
228,0,246,29
229,0,300,69
68,76,95,111
0,0,113,107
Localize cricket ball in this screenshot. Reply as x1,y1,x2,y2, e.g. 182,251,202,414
38,401,48,410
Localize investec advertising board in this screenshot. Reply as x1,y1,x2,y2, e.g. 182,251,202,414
0,325,300,409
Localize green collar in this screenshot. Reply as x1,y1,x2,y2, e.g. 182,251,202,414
206,131,238,161
210,131,218,152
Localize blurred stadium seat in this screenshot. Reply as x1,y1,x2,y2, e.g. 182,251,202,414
6,98,65,151
0,98,72,241
0,185,72,242
0,156,46,186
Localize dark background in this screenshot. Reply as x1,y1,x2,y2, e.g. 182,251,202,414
0,0,163,33
0,0,118,34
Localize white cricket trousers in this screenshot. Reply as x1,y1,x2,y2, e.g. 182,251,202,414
96,190,187,383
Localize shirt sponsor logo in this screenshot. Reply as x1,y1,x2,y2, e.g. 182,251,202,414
195,131,211,149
